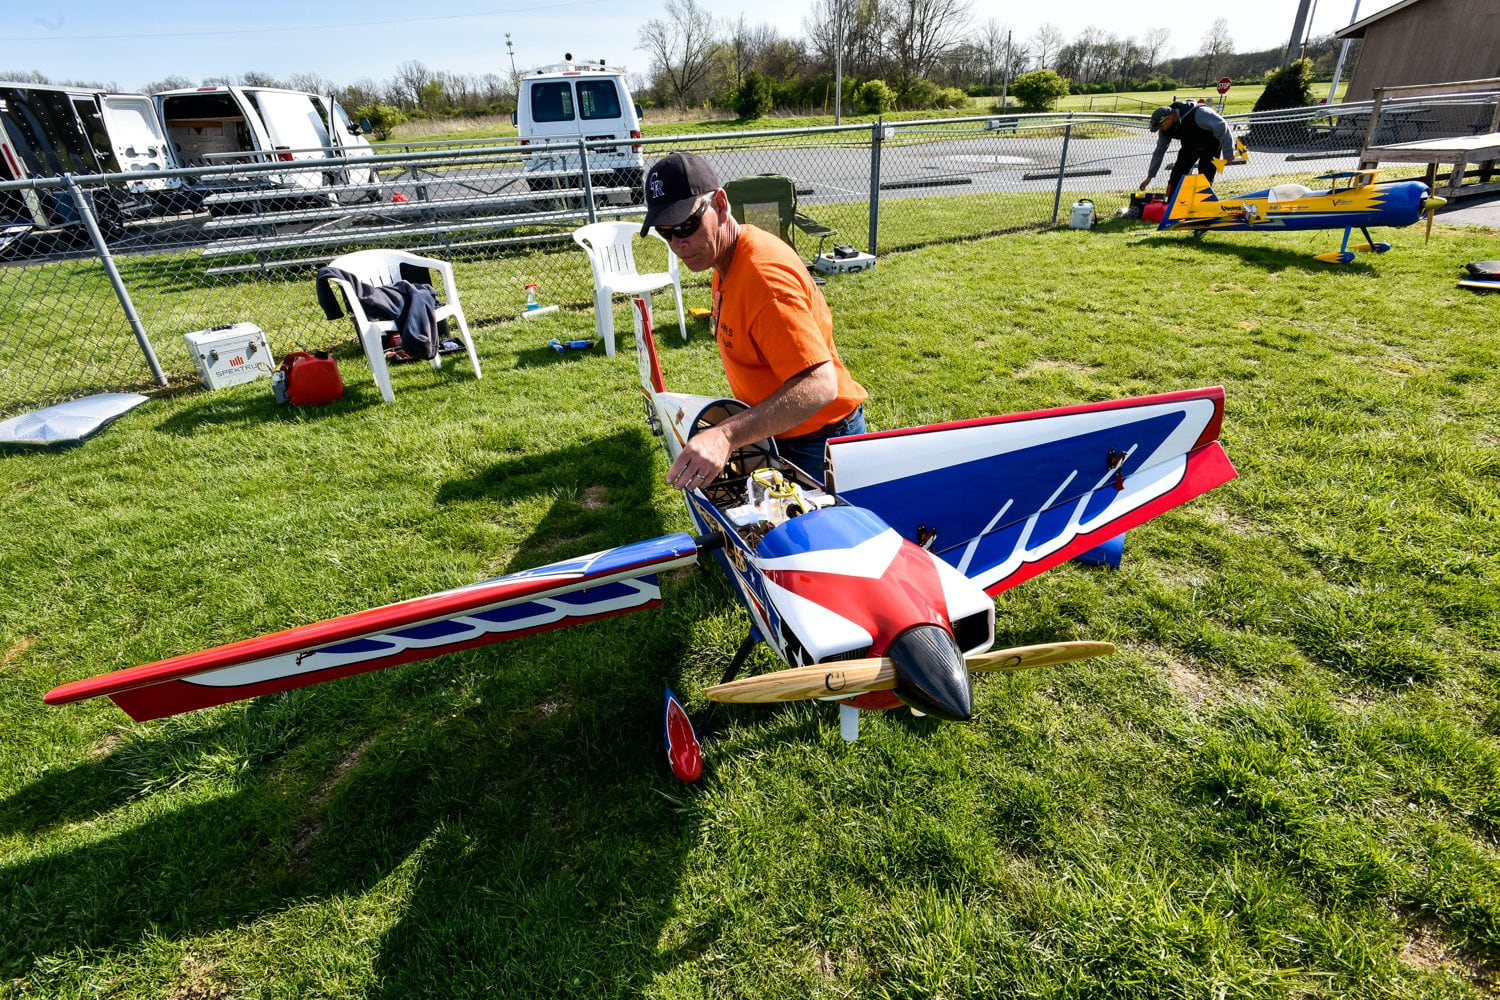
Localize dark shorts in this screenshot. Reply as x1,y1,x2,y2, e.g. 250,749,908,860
775,404,867,484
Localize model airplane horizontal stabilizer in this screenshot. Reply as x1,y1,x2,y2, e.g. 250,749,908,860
704,640,1116,704
45,533,706,721
825,388,1235,595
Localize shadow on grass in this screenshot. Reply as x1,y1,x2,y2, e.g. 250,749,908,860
1125,233,1383,274
0,426,714,996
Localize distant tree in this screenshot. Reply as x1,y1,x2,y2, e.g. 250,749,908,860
639,0,719,110
1142,27,1171,76
978,19,1011,86
884,0,972,99
287,73,338,96
1029,23,1065,70
392,60,432,109
1010,67,1068,111
142,75,194,94
1196,18,1234,86
240,71,284,88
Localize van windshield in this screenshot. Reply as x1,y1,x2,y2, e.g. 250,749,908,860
577,81,622,121
531,82,575,123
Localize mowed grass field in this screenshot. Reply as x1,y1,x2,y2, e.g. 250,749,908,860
1,214,1498,998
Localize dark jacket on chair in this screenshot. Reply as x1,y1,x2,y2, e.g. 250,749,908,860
316,266,442,360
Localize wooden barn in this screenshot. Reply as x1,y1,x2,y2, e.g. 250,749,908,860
1336,0,1500,100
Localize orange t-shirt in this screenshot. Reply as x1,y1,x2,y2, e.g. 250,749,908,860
710,225,867,438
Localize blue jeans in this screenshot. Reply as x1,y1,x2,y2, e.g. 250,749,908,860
775,404,866,484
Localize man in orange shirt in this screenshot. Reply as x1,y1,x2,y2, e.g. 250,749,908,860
640,152,867,489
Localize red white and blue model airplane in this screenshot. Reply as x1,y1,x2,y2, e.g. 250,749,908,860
1157,167,1446,263
46,299,1237,779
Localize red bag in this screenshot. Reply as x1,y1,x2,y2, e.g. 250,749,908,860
279,351,344,405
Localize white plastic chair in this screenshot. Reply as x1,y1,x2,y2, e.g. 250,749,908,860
571,221,687,357
321,249,481,403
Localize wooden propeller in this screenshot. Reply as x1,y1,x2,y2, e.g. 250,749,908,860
1424,195,1447,244
704,640,1116,704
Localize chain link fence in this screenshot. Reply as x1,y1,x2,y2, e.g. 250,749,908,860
4,90,1496,419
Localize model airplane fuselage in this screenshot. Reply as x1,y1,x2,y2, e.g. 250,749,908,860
1159,169,1445,263
45,297,1237,756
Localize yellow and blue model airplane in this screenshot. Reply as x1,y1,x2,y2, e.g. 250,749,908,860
1158,167,1446,263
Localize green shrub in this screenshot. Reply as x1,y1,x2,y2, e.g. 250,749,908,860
353,102,406,141
1255,58,1316,112
731,72,773,120
1011,69,1070,112
937,86,968,109
857,79,895,114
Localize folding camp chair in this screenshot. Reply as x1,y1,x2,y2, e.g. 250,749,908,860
723,174,837,260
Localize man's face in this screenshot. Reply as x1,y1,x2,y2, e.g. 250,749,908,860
1163,111,1180,131
660,190,730,273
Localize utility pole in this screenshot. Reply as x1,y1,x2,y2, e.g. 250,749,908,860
506,33,518,78
834,0,843,124
1001,30,1011,108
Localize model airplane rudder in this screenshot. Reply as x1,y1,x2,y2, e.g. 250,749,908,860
1159,174,1216,230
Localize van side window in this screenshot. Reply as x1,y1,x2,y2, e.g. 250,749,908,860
531,82,575,123
577,81,622,121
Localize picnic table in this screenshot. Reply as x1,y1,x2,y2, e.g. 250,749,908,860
1359,132,1500,199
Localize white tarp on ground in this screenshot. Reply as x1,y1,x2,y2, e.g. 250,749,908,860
0,393,149,446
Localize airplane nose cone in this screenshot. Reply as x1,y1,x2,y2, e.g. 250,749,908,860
1424,196,1447,211
887,625,972,722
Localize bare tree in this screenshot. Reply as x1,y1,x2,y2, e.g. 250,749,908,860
806,0,886,79
239,71,285,88
638,0,720,110
1029,23,1065,70
1197,18,1234,85
884,0,972,98
1142,27,1171,77
141,75,194,94
391,60,432,110
978,18,1011,86
287,73,339,97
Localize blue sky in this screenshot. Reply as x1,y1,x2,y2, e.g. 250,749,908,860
9,0,1400,93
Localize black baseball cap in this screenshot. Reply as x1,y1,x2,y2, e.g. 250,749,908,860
1149,106,1174,131
640,152,722,236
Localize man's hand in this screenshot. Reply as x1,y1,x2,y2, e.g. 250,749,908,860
667,426,733,491
1139,179,1152,191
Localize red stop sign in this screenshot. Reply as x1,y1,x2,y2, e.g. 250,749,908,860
1217,77,1232,95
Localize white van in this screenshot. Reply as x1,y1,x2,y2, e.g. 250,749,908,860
154,86,379,207
513,56,643,203
0,83,180,237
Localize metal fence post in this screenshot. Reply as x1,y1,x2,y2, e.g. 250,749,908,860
578,139,598,224
868,119,884,256
65,175,167,387
1052,113,1074,226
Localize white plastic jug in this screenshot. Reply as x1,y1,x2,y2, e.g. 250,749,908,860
1069,199,1095,230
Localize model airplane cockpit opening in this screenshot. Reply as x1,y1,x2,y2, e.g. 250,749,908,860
46,297,1237,780
1157,165,1447,263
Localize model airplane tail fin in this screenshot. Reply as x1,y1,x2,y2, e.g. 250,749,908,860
633,296,667,394
825,387,1237,596
46,534,705,721
1160,173,1216,230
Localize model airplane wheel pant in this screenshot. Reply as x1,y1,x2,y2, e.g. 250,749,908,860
46,297,1236,755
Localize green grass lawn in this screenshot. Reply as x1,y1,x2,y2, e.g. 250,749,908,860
2,216,1498,998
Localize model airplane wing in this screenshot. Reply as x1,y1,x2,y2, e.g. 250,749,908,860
824,387,1236,595
45,533,705,721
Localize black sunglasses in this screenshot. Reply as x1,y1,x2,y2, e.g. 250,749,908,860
655,199,709,241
